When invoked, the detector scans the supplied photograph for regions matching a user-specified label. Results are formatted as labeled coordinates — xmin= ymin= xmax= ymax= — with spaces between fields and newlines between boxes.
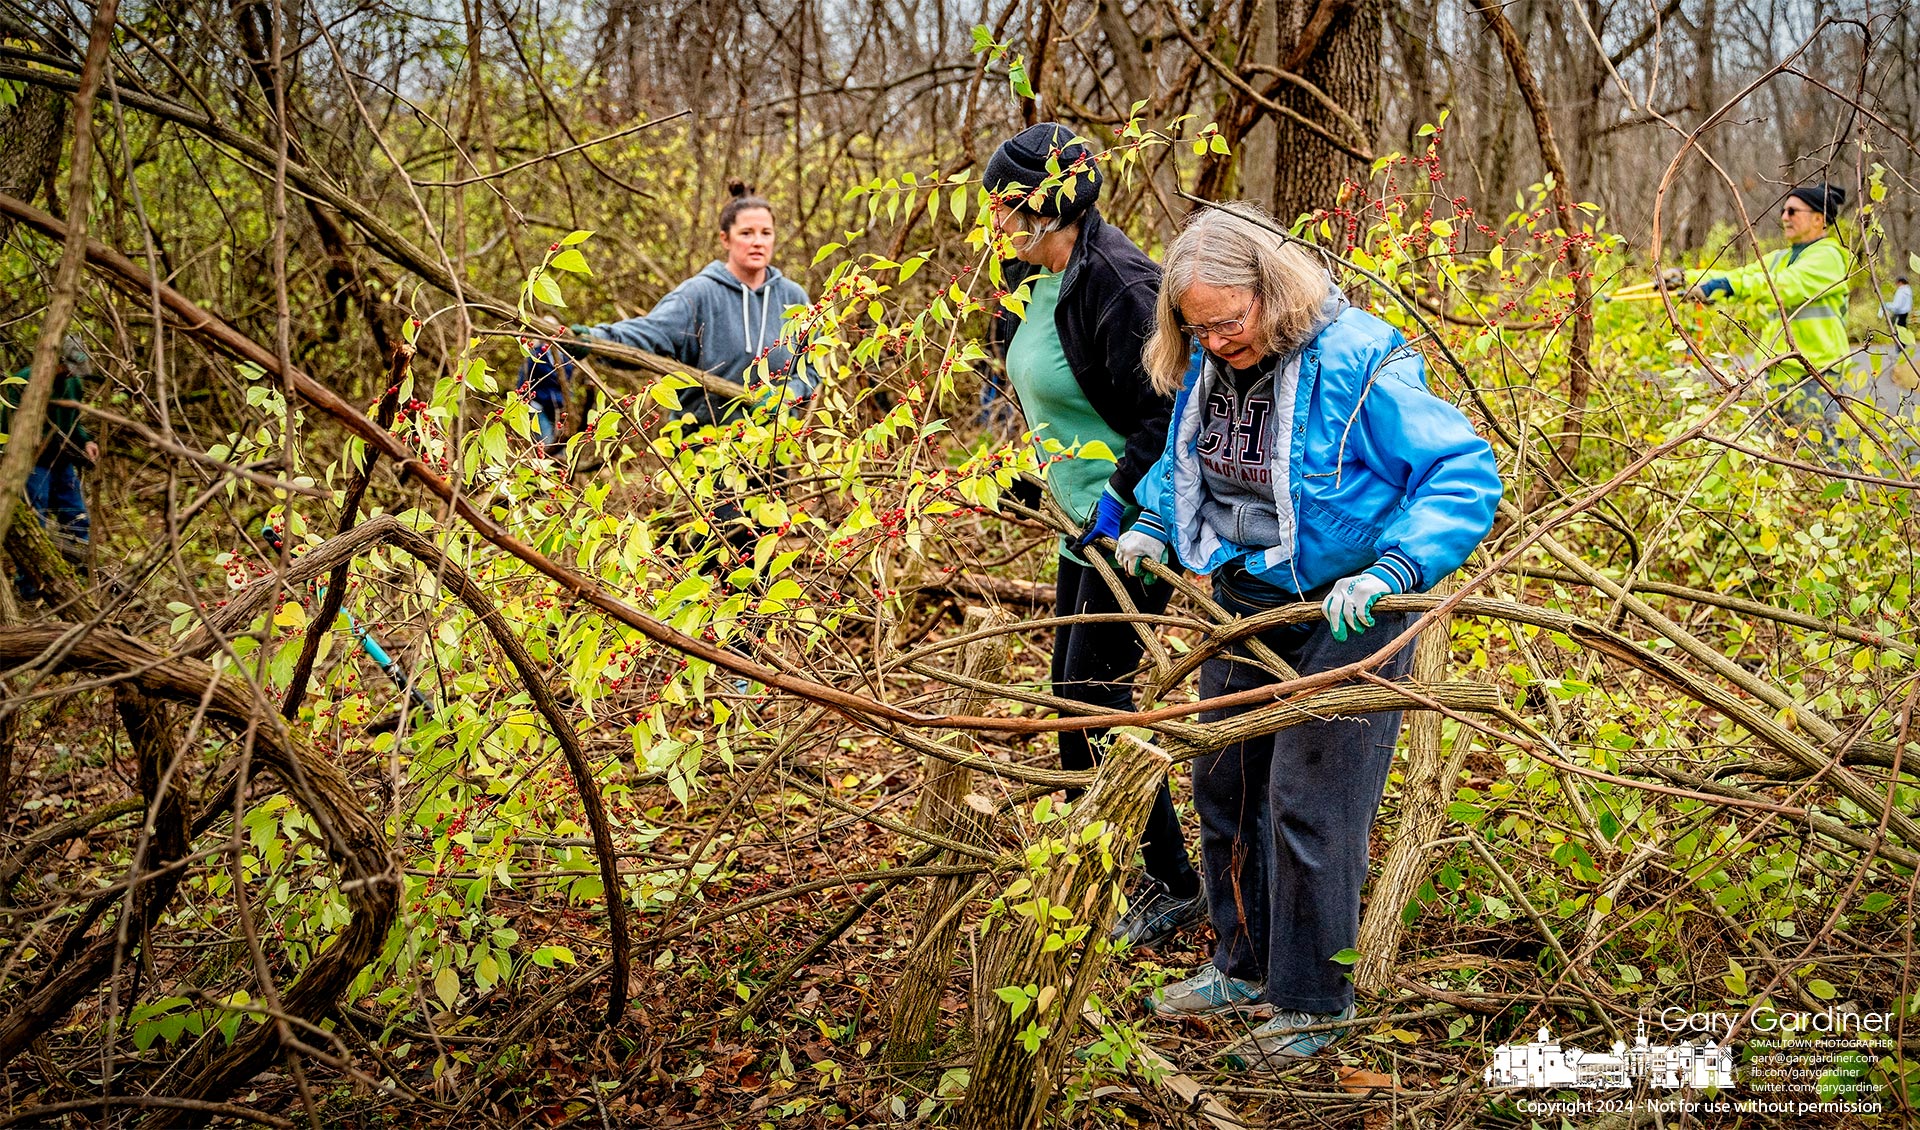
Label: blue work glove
xmin=1687 ymin=277 xmax=1733 ymax=303
xmin=1074 ymin=486 xmax=1127 ymax=551
xmin=1321 ymin=551 xmax=1420 ymax=641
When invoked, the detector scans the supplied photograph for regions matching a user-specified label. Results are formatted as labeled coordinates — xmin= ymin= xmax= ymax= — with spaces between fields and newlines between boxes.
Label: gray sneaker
xmin=1145 ymin=964 xmax=1266 ymax=1017
xmin=1221 ymin=1005 xmax=1356 ymax=1068
xmin=1111 ymin=876 xmax=1206 ymax=950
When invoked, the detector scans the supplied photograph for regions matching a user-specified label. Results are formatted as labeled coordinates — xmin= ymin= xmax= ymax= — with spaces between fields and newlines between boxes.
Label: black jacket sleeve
xmin=1089 ymin=276 xmax=1172 ymax=504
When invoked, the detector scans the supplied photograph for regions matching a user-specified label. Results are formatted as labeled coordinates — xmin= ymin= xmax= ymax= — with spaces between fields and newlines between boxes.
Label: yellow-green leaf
xmin=433 ymin=967 xmax=459 ymax=1009
xmin=550 ymin=248 xmax=592 ymax=275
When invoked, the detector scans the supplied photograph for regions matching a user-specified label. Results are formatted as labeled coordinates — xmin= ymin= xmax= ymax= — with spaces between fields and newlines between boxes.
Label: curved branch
xmin=179 ymin=511 xmax=632 ymax=1021
xmin=0 ymin=626 xmax=397 ymax=1111
xmin=0 ymin=1097 xmax=293 ymax=1129
xmin=1161 ymin=6 xmax=1373 ymax=163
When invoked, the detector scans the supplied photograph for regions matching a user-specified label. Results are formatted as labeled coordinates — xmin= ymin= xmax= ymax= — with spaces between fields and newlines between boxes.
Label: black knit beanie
xmin=983 ymin=122 xmax=1102 ymax=219
xmin=1787 ymin=183 xmax=1846 ymax=221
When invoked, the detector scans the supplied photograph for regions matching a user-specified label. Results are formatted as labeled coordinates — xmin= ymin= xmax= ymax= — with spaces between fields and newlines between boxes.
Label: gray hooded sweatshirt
xmin=1194 ymin=282 xmax=1349 ymax=559
xmin=584 ymin=261 xmax=814 ymax=424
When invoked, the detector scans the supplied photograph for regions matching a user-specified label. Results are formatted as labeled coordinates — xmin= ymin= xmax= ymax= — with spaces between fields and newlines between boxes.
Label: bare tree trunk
xmin=0 ymin=13 xmax=68 ymax=247
xmin=1237 ymin=0 xmax=1281 ymax=214
xmin=0 ymin=0 xmax=119 ymax=552
xmin=1680 ymin=0 xmax=1718 ymax=251
xmin=1094 ymin=0 xmax=1180 ymax=239
xmin=1354 ymin=582 xmax=1464 ymax=993
xmin=1393 ymin=0 xmax=1439 ymax=153
xmin=1270 ymin=0 xmax=1382 ymax=223
xmin=1566 ymin=0 xmax=1607 ymax=193
xmin=1474 ymin=0 xmax=1594 ymax=513
xmin=1474 ymin=0 xmax=1534 ymax=214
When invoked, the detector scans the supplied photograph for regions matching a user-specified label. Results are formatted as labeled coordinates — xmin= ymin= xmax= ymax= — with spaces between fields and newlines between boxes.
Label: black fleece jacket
xmin=989 ymin=207 xmax=1172 ymax=505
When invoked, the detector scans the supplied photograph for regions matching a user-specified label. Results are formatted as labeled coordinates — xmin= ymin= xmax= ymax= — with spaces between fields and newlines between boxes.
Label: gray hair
xmin=1144 ymin=203 xmax=1332 ymax=395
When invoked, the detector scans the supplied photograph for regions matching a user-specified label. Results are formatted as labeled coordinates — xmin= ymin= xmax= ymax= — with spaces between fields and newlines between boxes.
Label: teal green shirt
xmin=1005 ymin=274 xmax=1129 ymax=562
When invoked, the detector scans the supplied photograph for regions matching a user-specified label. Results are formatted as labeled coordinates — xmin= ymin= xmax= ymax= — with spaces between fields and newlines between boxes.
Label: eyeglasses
xmin=1781 ymin=205 xmax=1813 ymax=217
xmin=1179 ymin=299 xmax=1256 ymax=339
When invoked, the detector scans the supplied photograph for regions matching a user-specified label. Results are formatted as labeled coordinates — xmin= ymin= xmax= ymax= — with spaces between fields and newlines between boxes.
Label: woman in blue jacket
xmin=1118 ymin=203 xmax=1501 ymax=1066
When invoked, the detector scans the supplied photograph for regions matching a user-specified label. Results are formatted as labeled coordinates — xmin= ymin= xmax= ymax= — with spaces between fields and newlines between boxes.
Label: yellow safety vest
xmin=1696 ymin=236 xmax=1854 ymax=378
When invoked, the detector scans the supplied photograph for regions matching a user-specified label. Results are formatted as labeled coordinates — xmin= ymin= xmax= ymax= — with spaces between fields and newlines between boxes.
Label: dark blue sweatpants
xmin=1193 ymin=596 xmax=1414 ymax=1013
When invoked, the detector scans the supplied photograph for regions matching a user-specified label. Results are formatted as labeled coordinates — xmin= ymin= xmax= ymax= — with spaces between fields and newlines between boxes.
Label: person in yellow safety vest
xmin=1681 ymin=183 xmax=1854 ymax=433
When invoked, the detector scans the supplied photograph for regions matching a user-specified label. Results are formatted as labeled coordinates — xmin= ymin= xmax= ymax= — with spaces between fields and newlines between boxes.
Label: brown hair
xmin=1143 ymin=203 xmax=1332 ymax=395
xmin=719 ymin=179 xmax=775 ymax=233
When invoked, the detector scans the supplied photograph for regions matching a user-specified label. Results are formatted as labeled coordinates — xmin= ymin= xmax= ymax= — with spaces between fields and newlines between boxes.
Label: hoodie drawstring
xmin=740 ymin=282 xmax=773 ymax=359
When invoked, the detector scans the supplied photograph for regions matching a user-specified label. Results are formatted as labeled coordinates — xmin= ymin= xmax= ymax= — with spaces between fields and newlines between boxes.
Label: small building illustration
xmin=1484 ymin=1022 xmax=1736 ymax=1091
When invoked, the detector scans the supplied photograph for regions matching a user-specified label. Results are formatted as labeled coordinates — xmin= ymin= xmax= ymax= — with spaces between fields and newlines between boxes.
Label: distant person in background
xmin=1685 ymin=183 xmax=1853 ymax=433
xmin=516 ymin=338 xmax=573 ymax=448
xmin=1884 ymin=275 xmax=1912 ymax=333
xmin=569 ymin=181 xmax=816 ymax=567
xmin=570 ymin=180 xmax=815 ymax=426
xmin=5 ymin=334 xmax=99 ymax=588
xmin=983 ymin=122 xmax=1203 ymax=952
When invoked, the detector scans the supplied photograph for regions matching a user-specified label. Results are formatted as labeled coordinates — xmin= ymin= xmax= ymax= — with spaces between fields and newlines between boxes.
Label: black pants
xmin=1052 ymin=556 xmax=1194 ymax=889
xmin=1193 ymin=591 xmax=1415 ymax=1012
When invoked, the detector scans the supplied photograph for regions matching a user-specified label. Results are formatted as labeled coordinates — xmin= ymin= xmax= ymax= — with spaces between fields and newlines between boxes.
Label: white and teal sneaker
xmin=1221 ymin=1005 xmax=1356 ymax=1068
xmin=1145 ymin=964 xmax=1267 ymax=1017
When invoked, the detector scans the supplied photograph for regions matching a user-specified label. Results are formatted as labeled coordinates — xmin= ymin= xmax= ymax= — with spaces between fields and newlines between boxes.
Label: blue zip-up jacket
xmin=1133 ymin=306 xmax=1501 ymax=596
xmin=582 ymin=261 xmax=814 ymax=424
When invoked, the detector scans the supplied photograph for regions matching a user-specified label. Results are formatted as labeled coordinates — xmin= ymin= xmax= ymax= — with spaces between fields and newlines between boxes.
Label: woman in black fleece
xmin=984 ymin=123 xmax=1202 ymax=949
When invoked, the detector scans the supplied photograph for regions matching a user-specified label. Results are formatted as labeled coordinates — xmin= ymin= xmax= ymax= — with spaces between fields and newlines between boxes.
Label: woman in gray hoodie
xmin=573 ymin=181 xmax=815 ymax=426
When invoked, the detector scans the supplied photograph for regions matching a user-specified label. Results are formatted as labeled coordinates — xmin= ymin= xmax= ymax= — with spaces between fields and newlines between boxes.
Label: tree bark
xmin=1237 ymin=0 xmax=1281 ymax=213
xmin=1392 ymin=0 xmax=1439 ymax=154
xmin=0 ymin=14 xmax=68 ymax=246
xmin=0 ymin=0 xmax=119 ymax=552
xmin=1679 ymin=0 xmax=1717 ymax=251
xmin=1269 ymin=0 xmax=1382 ymax=223
xmin=1473 ymin=0 xmax=1594 ymax=514
xmin=1092 ymin=0 xmax=1179 ymax=240
xmin=1354 ymin=581 xmax=1464 ymax=993
xmin=954 ymin=735 xmax=1169 ymax=1130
